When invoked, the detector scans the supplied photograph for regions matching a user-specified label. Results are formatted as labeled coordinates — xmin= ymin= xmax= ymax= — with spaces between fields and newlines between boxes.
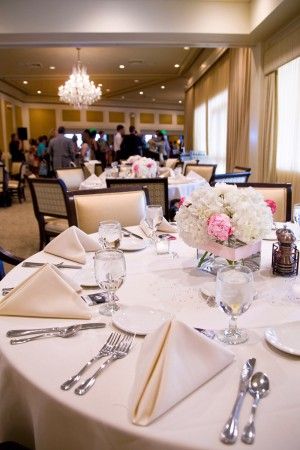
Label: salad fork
xmin=75 ymin=334 xmax=134 ymax=395
xmin=60 ymin=332 xmax=122 ymax=390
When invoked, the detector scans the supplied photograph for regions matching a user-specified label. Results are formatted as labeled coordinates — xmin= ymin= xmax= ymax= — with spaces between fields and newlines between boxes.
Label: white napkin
xmin=130 ymin=320 xmax=234 ymax=425
xmin=140 ymin=218 xmax=177 ymax=236
xmin=168 ymin=174 xmax=187 ymax=184
xmin=186 ymin=170 xmax=207 ymax=183
xmin=80 ymin=173 xmax=107 ymax=190
xmin=44 ymin=226 xmax=100 ymax=264
xmin=0 ymin=264 xmax=91 ymax=319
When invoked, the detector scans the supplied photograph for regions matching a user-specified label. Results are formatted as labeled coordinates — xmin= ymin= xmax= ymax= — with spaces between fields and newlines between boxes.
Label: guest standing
xmin=120 ymin=126 xmax=143 ymax=160
xmin=113 ymin=124 xmax=124 ymax=162
xmin=48 ymin=126 xmax=75 ymax=171
xmin=80 ymin=129 xmax=91 ymax=163
xmin=9 ymin=133 xmax=24 ymax=162
xmin=96 ymin=130 xmax=110 ymax=169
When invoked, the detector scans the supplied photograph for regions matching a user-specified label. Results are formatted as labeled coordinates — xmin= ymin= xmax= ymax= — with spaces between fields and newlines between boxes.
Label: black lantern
xmin=272 ymin=226 xmax=299 ymax=276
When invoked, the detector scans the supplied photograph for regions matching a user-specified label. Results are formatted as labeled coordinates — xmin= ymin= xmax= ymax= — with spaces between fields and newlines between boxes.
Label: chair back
xmin=0 ymin=246 xmax=23 ymax=280
xmin=94 ymin=163 xmax=103 ymax=177
xmin=10 ymin=161 xmax=23 ymax=178
xmin=67 ymin=187 xmax=149 ymax=233
xmin=165 ymin=158 xmax=179 ymax=169
xmin=237 ymin=183 xmax=292 ymax=222
xmin=184 ymin=163 xmax=217 ymax=183
xmin=56 ymin=167 xmax=85 ymax=191
xmin=0 ymin=164 xmax=7 ymax=193
xmin=233 ymin=165 xmax=251 ymax=173
xmin=28 ymin=178 xmax=69 ymax=219
xmin=212 ymin=171 xmax=251 ymax=184
xmin=106 ymin=177 xmax=169 ymax=219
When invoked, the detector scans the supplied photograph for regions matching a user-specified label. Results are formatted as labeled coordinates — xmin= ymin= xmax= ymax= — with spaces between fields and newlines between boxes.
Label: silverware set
xmin=220 ymin=358 xmax=270 ymax=445
xmin=61 ymin=332 xmax=134 ymax=395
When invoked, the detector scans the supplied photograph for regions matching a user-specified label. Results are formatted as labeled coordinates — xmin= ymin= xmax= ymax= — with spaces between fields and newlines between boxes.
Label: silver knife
xmin=6 ymin=322 xmax=106 ymax=337
xmin=22 ymin=262 xmax=82 ymax=269
xmin=220 ymin=358 xmax=256 ymax=445
xmin=121 ymin=227 xmax=144 ymax=240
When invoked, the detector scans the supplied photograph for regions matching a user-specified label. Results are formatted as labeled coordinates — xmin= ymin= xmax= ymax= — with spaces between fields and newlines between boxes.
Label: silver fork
xmin=75 ymin=334 xmax=134 ymax=395
xmin=60 ymin=332 xmax=122 ymax=391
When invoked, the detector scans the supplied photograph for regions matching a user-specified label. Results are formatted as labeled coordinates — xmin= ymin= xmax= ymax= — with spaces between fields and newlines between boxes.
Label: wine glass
xmin=98 ymin=220 xmax=122 ymax=249
xmin=94 ymin=249 xmax=126 ymax=316
xmin=216 ymin=265 xmax=254 ymax=345
xmin=145 ymin=205 xmax=163 ymax=239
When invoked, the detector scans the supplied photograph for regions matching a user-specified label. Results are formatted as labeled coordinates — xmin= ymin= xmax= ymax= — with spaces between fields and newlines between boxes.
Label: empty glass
xmin=216 ymin=265 xmax=254 ymax=345
xmin=94 ymin=249 xmax=126 ymax=316
xmin=145 ymin=205 xmax=163 ymax=239
xmin=98 ymin=220 xmax=122 ymax=249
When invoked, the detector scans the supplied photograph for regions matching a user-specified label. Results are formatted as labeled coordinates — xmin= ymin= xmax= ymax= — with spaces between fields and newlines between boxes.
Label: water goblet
xmin=216 ymin=265 xmax=254 ymax=345
xmin=94 ymin=249 xmax=126 ymax=316
xmin=145 ymin=205 xmax=163 ymax=240
xmin=98 ymin=220 xmax=122 ymax=249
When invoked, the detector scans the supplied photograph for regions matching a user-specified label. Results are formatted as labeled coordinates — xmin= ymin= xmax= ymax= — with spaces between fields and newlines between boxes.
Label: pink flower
xmin=178 ymin=197 xmax=185 ymax=207
xmin=265 ymin=199 xmax=277 ymax=215
xmin=133 ymin=164 xmax=139 ymax=173
xmin=207 ymin=213 xmax=234 ymax=242
xmin=146 ymin=162 xmax=153 ymax=168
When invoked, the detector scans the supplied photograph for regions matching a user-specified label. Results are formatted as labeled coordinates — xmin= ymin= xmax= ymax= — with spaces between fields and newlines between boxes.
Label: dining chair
xmin=211 ymin=171 xmax=251 ymax=185
xmin=237 ymin=182 xmax=292 ymax=222
xmin=233 ymin=165 xmax=251 ymax=173
xmin=106 ymin=177 xmax=169 ymax=219
xmin=0 ymin=164 xmax=8 ymax=201
xmin=165 ymin=158 xmax=179 ymax=170
xmin=66 ymin=186 xmax=149 ymax=233
xmin=7 ymin=162 xmax=26 ymax=203
xmin=9 ymin=161 xmax=23 ymax=180
xmin=28 ymin=178 xmax=71 ymax=249
xmin=56 ymin=167 xmax=86 ymax=191
xmin=0 ymin=246 xmax=24 ymax=280
xmin=184 ymin=163 xmax=217 ymax=183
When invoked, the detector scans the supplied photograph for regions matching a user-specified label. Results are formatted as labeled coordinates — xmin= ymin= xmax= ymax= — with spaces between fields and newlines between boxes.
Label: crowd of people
xmin=4 ymin=125 xmax=183 ymax=177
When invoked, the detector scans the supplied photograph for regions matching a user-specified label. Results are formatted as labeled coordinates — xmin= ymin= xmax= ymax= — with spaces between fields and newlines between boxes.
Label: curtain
xmin=261 ymin=72 xmax=277 ymax=183
xmin=226 ymin=48 xmax=252 ymax=172
xmin=193 ymin=53 xmax=229 ymax=172
xmin=184 ymin=86 xmax=194 ymax=151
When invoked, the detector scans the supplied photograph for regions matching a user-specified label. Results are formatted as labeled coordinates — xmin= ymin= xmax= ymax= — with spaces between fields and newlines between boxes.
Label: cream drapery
xmin=184 ymin=86 xmax=194 ymax=151
xmin=261 ymin=72 xmax=277 ymax=183
xmin=226 ymin=48 xmax=252 ymax=172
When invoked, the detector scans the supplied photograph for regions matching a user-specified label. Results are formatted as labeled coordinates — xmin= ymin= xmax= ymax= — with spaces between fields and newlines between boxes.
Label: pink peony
xmin=265 ymin=199 xmax=277 ymax=215
xmin=207 ymin=213 xmax=234 ymax=242
xmin=146 ymin=162 xmax=153 ymax=168
xmin=133 ymin=164 xmax=139 ymax=173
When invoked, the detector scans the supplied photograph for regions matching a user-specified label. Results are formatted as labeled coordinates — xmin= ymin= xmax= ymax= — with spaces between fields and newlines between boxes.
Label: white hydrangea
xmin=176 ymin=183 xmax=273 ymax=247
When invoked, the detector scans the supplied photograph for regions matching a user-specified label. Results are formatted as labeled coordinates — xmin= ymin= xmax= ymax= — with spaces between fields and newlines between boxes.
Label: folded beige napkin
xmin=44 ymin=226 xmax=100 ymax=264
xmin=130 ymin=320 xmax=234 ymax=425
xmin=140 ymin=218 xmax=177 ymax=236
xmin=80 ymin=173 xmax=107 ymax=190
xmin=0 ymin=264 xmax=91 ymax=319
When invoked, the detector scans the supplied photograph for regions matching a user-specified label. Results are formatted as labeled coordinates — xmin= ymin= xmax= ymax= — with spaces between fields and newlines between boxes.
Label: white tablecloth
xmin=0 ymin=232 xmax=300 ymax=450
xmin=168 ymin=179 xmax=205 ymax=202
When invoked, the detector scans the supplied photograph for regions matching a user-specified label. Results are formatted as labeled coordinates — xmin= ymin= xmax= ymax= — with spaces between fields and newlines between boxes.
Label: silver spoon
xmin=10 ymin=324 xmax=81 ymax=345
xmin=241 ymin=372 xmax=270 ymax=445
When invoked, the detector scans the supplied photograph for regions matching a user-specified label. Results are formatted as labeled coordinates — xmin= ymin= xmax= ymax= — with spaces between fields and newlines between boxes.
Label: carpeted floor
xmin=0 ymin=186 xmax=40 ymax=271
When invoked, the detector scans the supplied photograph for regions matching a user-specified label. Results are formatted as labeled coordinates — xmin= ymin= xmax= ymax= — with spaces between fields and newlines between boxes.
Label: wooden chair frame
xmin=233 ymin=165 xmax=251 ymax=173
xmin=183 ymin=163 xmax=217 ymax=183
xmin=0 ymin=246 xmax=24 ymax=280
xmin=8 ymin=162 xmax=26 ymax=203
xmin=211 ymin=171 xmax=251 ymax=185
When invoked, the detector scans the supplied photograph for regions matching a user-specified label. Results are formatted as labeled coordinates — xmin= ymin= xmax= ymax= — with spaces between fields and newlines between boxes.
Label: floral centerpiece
xmin=176 ymin=183 xmax=274 ymax=269
xmin=127 ymin=155 xmax=142 ymax=164
xmin=132 ymin=157 xmax=157 ymax=178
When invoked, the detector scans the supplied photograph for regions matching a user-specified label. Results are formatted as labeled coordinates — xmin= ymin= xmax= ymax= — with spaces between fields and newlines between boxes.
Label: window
xmin=276 ymin=56 xmax=300 ymax=172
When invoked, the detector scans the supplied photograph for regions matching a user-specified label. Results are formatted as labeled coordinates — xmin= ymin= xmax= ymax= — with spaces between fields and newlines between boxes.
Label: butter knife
xmin=121 ymin=227 xmax=144 ymax=240
xmin=6 ymin=322 xmax=106 ymax=337
xmin=22 ymin=262 xmax=82 ymax=269
xmin=220 ymin=358 xmax=256 ymax=444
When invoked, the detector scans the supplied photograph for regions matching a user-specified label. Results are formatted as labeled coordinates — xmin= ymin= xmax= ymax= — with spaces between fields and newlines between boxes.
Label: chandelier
xmin=58 ymin=48 xmax=102 ymax=109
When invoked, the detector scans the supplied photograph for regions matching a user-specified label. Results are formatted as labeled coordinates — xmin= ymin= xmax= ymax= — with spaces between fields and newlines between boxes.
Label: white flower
xmin=131 ymin=157 xmax=157 ymax=178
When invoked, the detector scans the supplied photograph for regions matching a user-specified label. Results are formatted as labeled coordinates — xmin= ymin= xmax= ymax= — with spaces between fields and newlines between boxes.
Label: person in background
xmin=96 ymin=130 xmax=110 ymax=169
xmin=146 ymin=135 xmax=159 ymax=161
xmin=113 ymin=124 xmax=125 ymax=162
xmin=27 ymin=138 xmax=39 ymax=175
xmin=48 ymin=126 xmax=75 ymax=171
xmin=36 ymin=135 xmax=47 ymax=160
xmin=120 ymin=125 xmax=143 ymax=160
xmin=156 ymin=130 xmax=168 ymax=165
xmin=89 ymin=129 xmax=98 ymax=160
xmin=71 ymin=134 xmax=81 ymax=166
xmin=81 ymin=129 xmax=91 ymax=163
xmin=9 ymin=133 xmax=24 ymax=162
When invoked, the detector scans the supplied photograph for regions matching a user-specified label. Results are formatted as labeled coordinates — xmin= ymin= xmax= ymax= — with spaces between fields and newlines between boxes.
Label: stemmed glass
xmin=216 ymin=265 xmax=254 ymax=345
xmin=98 ymin=220 xmax=122 ymax=249
xmin=94 ymin=249 xmax=126 ymax=316
xmin=145 ymin=205 xmax=163 ymax=240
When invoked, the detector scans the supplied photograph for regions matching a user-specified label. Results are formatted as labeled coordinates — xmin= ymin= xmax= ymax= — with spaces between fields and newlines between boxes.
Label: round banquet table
xmin=0 ymin=230 xmax=300 ymax=450
xmin=168 ymin=178 xmax=206 ymax=202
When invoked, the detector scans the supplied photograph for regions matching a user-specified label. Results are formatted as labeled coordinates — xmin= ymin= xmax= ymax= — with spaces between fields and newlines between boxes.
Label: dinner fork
xmin=60 ymin=332 xmax=122 ymax=391
xmin=75 ymin=334 xmax=134 ymax=395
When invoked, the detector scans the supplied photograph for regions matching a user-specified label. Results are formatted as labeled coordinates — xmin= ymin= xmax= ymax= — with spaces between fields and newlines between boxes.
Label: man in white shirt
xmin=113 ymin=124 xmax=124 ymax=162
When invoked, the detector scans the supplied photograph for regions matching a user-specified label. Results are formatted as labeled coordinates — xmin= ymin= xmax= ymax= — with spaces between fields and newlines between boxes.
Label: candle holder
xmin=272 ymin=226 xmax=299 ymax=277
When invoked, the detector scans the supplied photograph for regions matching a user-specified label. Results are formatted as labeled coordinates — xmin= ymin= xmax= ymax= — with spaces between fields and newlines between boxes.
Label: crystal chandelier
xmin=58 ymin=48 xmax=101 ymax=109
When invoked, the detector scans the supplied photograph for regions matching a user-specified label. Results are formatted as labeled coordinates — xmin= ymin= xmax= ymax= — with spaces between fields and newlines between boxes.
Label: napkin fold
xmin=80 ymin=173 xmax=107 ymax=190
xmin=0 ymin=264 xmax=91 ymax=319
xmin=129 ymin=320 xmax=234 ymax=425
xmin=140 ymin=218 xmax=177 ymax=236
xmin=44 ymin=226 xmax=100 ymax=264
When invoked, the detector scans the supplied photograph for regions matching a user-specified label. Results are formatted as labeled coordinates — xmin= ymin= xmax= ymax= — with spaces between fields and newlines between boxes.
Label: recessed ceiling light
xmin=178 ymin=100 xmax=182 ymax=104
xmin=184 ymin=46 xmax=190 ymax=50
xmin=49 ymin=66 xmax=55 ymax=70
xmin=152 ymin=98 xmax=156 ymax=102
xmin=161 ymin=85 xmax=165 ymax=90
xmin=139 ymin=91 xmax=143 ymax=95
xmin=121 ymin=96 xmax=125 ymax=99
xmin=98 ymin=83 xmax=103 ymax=87
xmin=134 ymin=79 xmax=139 ymax=83
xmin=106 ymin=88 xmax=110 ymax=92
xmin=37 ymin=90 xmax=42 ymax=94
xmin=119 ymin=64 xmax=125 ymax=69
xmin=174 ymin=64 xmax=180 ymax=68
xmin=23 ymin=80 xmax=28 ymax=85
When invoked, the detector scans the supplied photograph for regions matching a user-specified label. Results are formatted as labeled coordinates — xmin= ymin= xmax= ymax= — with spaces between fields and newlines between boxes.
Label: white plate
xmin=78 ymin=270 xmax=98 ymax=288
xmin=263 ymin=231 xmax=277 ymax=241
xmin=265 ymin=322 xmax=300 ymax=355
xmin=112 ymin=305 xmax=173 ymax=335
xmin=119 ymin=238 xmax=147 ymax=252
